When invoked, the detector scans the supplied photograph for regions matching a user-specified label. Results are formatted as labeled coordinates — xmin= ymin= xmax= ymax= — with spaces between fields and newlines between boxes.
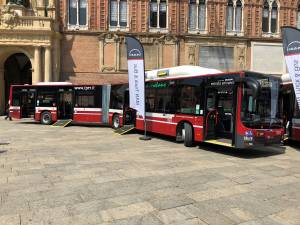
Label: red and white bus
xmin=281 ymin=73 xmax=300 ymax=141
xmin=9 ymin=82 xmax=131 ymax=127
xmin=10 ymin=66 xmax=284 ymax=150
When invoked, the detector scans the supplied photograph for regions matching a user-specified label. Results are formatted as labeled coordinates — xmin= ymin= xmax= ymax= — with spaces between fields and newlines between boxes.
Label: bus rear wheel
xmin=112 ymin=114 xmax=120 ymax=129
xmin=183 ymin=123 xmax=194 ymax=147
xmin=41 ymin=111 xmax=52 ymax=125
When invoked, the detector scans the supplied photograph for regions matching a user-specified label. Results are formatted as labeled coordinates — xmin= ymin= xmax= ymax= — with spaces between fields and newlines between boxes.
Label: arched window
xmin=188 ymin=0 xmax=206 ymax=31
xmin=262 ymin=0 xmax=269 ymax=32
xmin=271 ymin=1 xmax=278 ymax=33
xmin=109 ymin=0 xmax=128 ymax=28
xmin=226 ymin=0 xmax=243 ymax=33
xmin=297 ymin=4 xmax=300 ymax=29
xmin=262 ymin=0 xmax=279 ymax=34
xmin=235 ymin=0 xmax=242 ymax=31
xmin=68 ymin=0 xmax=88 ymax=28
xmin=226 ymin=0 xmax=234 ymax=31
xmin=150 ymin=0 xmax=167 ymax=29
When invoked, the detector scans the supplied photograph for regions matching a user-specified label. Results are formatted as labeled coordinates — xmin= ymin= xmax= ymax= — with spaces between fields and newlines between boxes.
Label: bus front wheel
xmin=41 ymin=111 xmax=52 ymax=125
xmin=183 ymin=123 xmax=194 ymax=147
xmin=112 ymin=114 xmax=120 ymax=129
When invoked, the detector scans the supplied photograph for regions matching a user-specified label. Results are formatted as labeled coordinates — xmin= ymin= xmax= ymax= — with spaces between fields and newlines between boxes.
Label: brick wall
xmin=58 ymin=0 xmax=298 ymax=36
xmin=61 ymin=34 xmax=100 ymax=81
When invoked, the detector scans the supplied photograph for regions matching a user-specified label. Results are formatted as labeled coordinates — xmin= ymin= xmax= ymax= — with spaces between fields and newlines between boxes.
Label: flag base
xmin=139 ymin=136 xmax=151 ymax=141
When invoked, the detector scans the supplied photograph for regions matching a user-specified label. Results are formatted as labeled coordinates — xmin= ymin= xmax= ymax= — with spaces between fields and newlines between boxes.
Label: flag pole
xmin=126 ymin=36 xmax=151 ymax=141
xmin=140 ymin=57 xmax=151 ymax=141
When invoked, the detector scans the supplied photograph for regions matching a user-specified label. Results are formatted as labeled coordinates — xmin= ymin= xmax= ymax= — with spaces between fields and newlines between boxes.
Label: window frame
xmin=149 ymin=0 xmax=168 ymax=33
xmin=109 ymin=0 xmax=129 ymax=31
xmin=226 ymin=0 xmax=244 ymax=36
xmin=67 ymin=0 xmax=89 ymax=30
xmin=261 ymin=0 xmax=280 ymax=37
xmin=188 ymin=0 xmax=207 ymax=34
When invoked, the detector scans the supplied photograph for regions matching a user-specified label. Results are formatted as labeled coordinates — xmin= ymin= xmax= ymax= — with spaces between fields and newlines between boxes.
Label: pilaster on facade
xmin=33 ymin=46 xmax=42 ymax=83
xmin=44 ymin=46 xmax=52 ymax=82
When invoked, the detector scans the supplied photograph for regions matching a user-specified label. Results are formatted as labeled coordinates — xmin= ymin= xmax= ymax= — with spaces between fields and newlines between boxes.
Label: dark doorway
xmin=4 ymin=53 xmax=32 ymax=114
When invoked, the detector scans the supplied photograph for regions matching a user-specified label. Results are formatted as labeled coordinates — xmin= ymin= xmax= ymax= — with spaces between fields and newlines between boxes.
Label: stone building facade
xmin=58 ymin=0 xmax=299 ymax=86
xmin=0 ymin=0 xmax=60 ymax=114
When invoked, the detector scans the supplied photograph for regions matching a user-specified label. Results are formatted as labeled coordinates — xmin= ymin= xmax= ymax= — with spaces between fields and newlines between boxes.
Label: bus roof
xmin=145 ymin=65 xmax=223 ymax=80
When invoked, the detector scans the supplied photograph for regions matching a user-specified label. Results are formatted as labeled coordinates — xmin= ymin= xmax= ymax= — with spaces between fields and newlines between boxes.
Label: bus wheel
xmin=41 ymin=111 xmax=52 ymax=125
xmin=183 ymin=123 xmax=194 ymax=147
xmin=112 ymin=114 xmax=120 ymax=129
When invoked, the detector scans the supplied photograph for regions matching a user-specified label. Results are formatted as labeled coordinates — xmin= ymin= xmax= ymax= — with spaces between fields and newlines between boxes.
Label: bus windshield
xmin=241 ymin=75 xmax=282 ymax=129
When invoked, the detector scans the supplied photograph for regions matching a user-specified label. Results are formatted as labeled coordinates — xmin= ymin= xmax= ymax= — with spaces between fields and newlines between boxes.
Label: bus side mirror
xmin=235 ymin=77 xmax=261 ymax=100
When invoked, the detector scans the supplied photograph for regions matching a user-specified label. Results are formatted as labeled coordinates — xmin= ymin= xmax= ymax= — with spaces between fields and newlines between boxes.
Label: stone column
xmin=33 ymin=46 xmax=42 ymax=84
xmin=44 ymin=47 xmax=52 ymax=82
xmin=0 ymin=68 xmax=5 ymax=115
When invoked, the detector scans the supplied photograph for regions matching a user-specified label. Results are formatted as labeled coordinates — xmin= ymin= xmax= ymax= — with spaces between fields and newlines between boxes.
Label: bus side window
xmin=12 ymin=91 xmax=20 ymax=106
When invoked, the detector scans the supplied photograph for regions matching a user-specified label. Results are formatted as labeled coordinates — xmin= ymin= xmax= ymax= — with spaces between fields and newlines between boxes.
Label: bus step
xmin=52 ymin=119 xmax=73 ymax=127
xmin=114 ymin=125 xmax=135 ymax=135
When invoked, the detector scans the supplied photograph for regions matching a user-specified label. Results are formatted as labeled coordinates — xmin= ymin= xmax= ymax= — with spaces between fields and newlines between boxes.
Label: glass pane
xmin=160 ymin=2 xmax=167 ymax=12
xmin=150 ymin=2 xmax=158 ymax=12
xmin=262 ymin=8 xmax=269 ymax=32
xmin=110 ymin=0 xmax=118 ymax=26
xmin=189 ymin=4 xmax=197 ymax=29
xmin=69 ymin=0 xmax=77 ymax=25
xmin=271 ymin=7 xmax=277 ymax=33
xmin=235 ymin=5 xmax=242 ymax=31
xmin=199 ymin=4 xmax=206 ymax=30
xmin=226 ymin=6 xmax=233 ymax=31
xmin=120 ymin=0 xmax=127 ymax=26
xmin=150 ymin=2 xmax=158 ymax=27
xmin=79 ymin=0 xmax=86 ymax=25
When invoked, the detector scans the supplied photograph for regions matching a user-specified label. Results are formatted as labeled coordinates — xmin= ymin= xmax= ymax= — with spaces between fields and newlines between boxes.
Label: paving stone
xmin=100 ymin=202 xmax=155 ymax=222
xmin=0 ymin=119 xmax=299 ymax=224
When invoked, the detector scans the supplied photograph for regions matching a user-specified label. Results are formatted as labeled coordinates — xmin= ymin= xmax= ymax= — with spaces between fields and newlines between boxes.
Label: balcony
xmin=0 ymin=16 xmax=53 ymax=31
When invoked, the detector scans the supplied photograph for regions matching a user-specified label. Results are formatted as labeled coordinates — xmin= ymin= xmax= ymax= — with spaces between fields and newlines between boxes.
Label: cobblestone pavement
xmin=0 ymin=118 xmax=299 ymax=225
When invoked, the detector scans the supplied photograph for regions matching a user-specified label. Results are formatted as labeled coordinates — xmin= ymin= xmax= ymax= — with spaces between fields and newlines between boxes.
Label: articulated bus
xmin=10 ymin=66 xmax=284 ymax=150
xmin=281 ymin=73 xmax=300 ymax=141
xmin=9 ymin=82 xmax=130 ymax=127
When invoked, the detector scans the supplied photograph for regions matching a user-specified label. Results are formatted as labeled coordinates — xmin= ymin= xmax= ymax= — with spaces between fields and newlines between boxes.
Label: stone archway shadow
xmin=0 ymin=47 xmax=34 ymax=115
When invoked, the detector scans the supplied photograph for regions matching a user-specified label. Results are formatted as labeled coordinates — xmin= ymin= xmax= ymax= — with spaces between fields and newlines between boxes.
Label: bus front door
xmin=205 ymin=87 xmax=234 ymax=146
xmin=20 ymin=90 xmax=36 ymax=118
xmin=123 ymin=90 xmax=136 ymax=126
xmin=58 ymin=91 xmax=73 ymax=119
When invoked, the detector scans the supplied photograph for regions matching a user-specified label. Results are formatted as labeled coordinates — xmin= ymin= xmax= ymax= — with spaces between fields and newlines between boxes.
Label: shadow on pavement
xmin=198 ymin=142 xmax=285 ymax=159
xmin=0 ymin=150 xmax=7 ymax=154
xmin=283 ymin=140 xmax=300 ymax=152
xmin=135 ymin=130 xmax=285 ymax=159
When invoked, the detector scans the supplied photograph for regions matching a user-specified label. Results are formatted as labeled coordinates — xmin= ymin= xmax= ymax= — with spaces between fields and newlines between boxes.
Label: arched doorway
xmin=4 ymin=53 xmax=32 ymax=114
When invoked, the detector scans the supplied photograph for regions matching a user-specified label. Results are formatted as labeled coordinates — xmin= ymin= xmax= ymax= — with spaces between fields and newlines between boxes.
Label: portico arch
xmin=0 ymin=47 xmax=34 ymax=115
